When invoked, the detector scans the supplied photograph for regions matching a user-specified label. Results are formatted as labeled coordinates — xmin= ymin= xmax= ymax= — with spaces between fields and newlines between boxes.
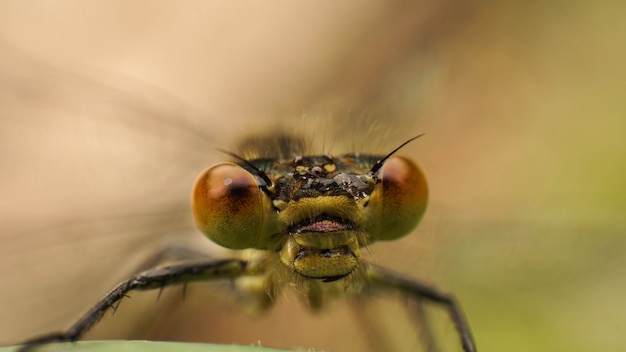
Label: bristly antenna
xmin=217 ymin=149 xmax=275 ymax=192
xmin=369 ymin=134 xmax=426 ymax=174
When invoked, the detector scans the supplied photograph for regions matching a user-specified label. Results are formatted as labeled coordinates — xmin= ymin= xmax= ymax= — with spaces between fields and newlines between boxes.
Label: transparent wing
xmin=0 ymin=46 xmax=225 ymax=343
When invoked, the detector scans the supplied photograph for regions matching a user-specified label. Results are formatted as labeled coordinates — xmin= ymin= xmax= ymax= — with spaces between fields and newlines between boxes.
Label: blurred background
xmin=0 ymin=1 xmax=624 ymax=351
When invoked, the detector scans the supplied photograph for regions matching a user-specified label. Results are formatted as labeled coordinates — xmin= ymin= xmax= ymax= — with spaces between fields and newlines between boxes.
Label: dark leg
xmin=365 ymin=264 xmax=477 ymax=352
xmin=20 ymin=259 xmax=248 ymax=351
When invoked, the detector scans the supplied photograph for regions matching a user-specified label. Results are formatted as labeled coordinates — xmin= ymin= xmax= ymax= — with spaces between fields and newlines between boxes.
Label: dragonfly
xmin=18 ymin=129 xmax=476 ymax=352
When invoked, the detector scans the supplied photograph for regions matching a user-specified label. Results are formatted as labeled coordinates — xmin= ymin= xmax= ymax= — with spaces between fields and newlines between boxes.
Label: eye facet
xmin=192 ymin=162 xmax=267 ymax=249
xmin=366 ymin=155 xmax=428 ymax=242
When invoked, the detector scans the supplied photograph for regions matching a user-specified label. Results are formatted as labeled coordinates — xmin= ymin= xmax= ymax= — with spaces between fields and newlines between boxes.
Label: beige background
xmin=1 ymin=1 xmax=625 ymax=351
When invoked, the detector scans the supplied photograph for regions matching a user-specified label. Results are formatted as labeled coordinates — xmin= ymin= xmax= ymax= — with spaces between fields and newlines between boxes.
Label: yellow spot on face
xmin=323 ymin=163 xmax=336 ymax=173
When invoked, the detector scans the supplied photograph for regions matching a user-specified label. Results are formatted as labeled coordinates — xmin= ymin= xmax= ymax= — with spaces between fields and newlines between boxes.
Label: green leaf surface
xmin=1 ymin=341 xmax=293 ymax=352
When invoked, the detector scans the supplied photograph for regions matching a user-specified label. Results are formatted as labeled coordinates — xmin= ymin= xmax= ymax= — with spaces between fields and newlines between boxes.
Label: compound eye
xmin=368 ymin=156 xmax=428 ymax=242
xmin=192 ymin=162 xmax=265 ymax=249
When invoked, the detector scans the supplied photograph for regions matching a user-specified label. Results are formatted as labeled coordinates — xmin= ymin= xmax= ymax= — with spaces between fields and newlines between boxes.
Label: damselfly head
xmin=192 ymin=134 xmax=428 ymax=282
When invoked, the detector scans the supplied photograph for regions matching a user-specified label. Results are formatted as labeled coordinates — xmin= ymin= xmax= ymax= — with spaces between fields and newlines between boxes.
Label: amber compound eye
xmin=366 ymin=155 xmax=428 ymax=242
xmin=192 ymin=162 xmax=269 ymax=249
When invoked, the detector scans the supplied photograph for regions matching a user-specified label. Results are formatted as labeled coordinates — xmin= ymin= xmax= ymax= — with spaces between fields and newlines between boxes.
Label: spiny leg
xmin=20 ymin=259 xmax=248 ymax=351
xmin=365 ymin=264 xmax=477 ymax=352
